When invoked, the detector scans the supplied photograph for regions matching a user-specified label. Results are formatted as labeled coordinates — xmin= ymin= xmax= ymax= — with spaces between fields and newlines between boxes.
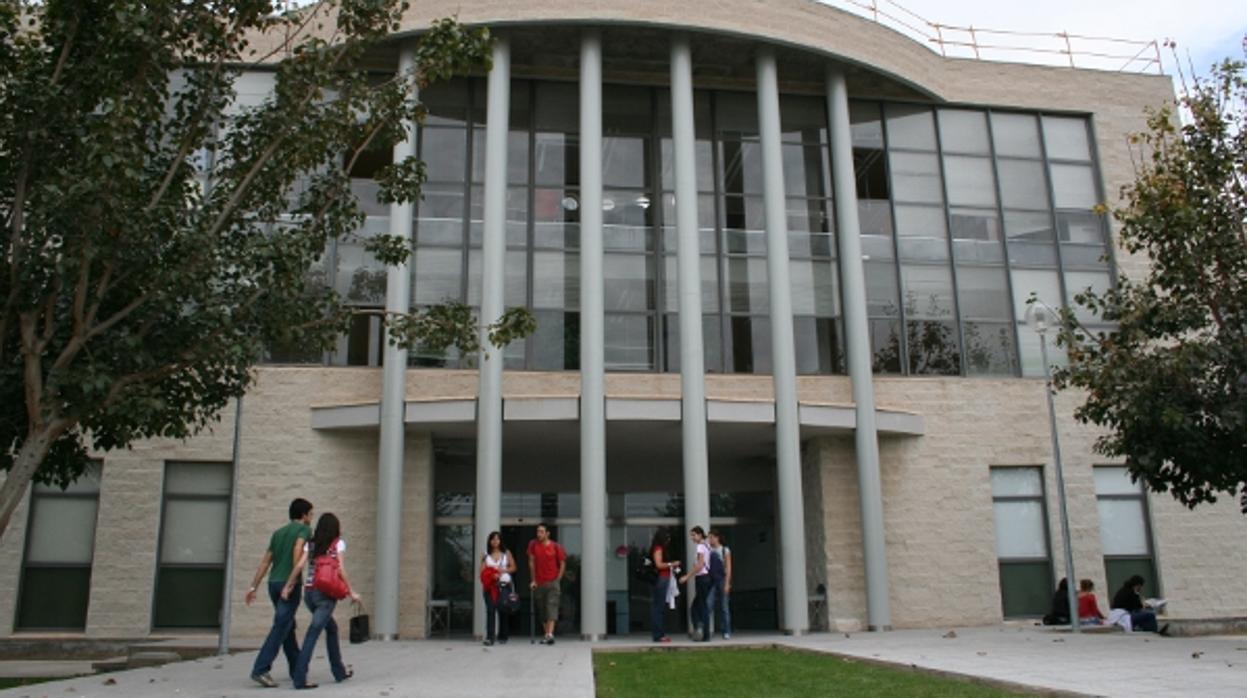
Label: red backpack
xmin=312 ymin=539 xmax=349 ymax=600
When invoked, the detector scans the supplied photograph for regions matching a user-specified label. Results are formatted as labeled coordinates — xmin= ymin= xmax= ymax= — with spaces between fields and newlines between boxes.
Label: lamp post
xmin=1026 ymin=301 xmax=1079 ymax=633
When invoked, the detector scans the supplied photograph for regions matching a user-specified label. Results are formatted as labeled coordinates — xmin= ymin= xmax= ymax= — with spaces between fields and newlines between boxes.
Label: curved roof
xmin=390 ymin=0 xmax=945 ymax=97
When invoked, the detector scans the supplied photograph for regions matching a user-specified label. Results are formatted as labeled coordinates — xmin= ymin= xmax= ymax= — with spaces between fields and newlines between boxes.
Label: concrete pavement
xmin=2 ymin=625 xmax=1245 ymax=697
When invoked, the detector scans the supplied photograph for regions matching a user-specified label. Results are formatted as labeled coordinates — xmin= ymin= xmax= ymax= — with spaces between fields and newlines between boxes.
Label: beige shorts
xmin=535 ymin=581 xmax=560 ymax=624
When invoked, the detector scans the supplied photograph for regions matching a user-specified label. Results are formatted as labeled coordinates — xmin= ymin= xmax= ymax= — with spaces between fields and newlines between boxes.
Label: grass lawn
xmin=593 ymin=647 xmax=1023 ymax=697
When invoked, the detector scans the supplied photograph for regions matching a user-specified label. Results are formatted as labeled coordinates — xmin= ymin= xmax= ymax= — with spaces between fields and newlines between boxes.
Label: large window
xmin=990 ymin=467 xmax=1053 ymax=617
xmin=16 ymin=464 xmax=102 ymax=630
xmin=153 ymin=461 xmax=232 ymax=629
xmin=1094 ymin=466 xmax=1159 ymax=598
xmin=258 ymin=66 xmax=1114 ymax=379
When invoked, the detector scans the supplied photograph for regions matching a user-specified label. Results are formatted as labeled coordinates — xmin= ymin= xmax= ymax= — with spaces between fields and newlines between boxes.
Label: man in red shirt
xmin=527 ymin=523 xmax=567 ymax=645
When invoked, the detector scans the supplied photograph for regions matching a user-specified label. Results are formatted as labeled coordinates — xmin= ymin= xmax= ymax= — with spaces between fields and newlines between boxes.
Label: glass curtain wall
xmin=263 ymin=65 xmax=1113 ymax=380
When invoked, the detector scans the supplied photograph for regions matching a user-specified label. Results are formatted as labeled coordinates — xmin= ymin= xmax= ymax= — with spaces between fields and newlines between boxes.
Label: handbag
xmin=501 ymin=582 xmax=521 ymax=614
xmin=349 ymin=601 xmax=370 ymax=644
xmin=312 ymin=539 xmax=350 ymax=600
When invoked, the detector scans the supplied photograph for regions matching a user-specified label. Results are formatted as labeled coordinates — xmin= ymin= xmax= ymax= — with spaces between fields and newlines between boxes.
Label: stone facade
xmin=2 ymin=0 xmax=1241 ymax=641
xmin=4 ymin=367 xmax=1246 ymax=637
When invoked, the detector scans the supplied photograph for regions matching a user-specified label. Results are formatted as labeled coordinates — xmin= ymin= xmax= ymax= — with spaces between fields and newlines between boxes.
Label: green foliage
xmin=1053 ymin=57 xmax=1247 ymax=511
xmin=0 ymin=1 xmax=531 ymax=531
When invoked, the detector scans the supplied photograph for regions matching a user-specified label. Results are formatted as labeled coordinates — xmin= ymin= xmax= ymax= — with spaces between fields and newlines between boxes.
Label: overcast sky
xmin=829 ymin=0 xmax=1247 ymax=80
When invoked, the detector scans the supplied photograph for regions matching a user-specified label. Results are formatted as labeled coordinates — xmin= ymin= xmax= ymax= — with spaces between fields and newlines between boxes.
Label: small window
xmin=17 ymin=463 xmax=102 ymax=630
xmin=990 ymin=467 xmax=1054 ymax=617
xmin=1094 ymin=467 xmax=1160 ymax=599
xmin=153 ymin=462 xmax=232 ymax=629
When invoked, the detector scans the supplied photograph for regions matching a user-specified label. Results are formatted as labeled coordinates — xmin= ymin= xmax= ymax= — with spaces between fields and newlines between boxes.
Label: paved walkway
xmin=2 ymin=626 xmax=1245 ymax=697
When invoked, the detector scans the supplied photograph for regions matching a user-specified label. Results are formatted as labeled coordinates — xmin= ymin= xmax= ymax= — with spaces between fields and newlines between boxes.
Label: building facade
xmin=4 ymin=0 xmax=1247 ymax=641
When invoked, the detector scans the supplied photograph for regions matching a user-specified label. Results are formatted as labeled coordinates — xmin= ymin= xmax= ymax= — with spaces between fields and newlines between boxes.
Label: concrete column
xmin=472 ymin=37 xmax=509 ymax=638
xmin=826 ymin=68 xmax=892 ymax=630
xmin=375 ymin=46 xmax=417 ymax=640
xmin=756 ymin=49 xmax=809 ymax=635
xmin=670 ymin=35 xmax=711 ymax=576
xmin=578 ymin=29 xmax=608 ymax=641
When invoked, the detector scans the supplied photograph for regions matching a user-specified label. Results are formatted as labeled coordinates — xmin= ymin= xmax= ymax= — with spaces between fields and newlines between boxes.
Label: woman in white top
xmin=678 ymin=525 xmax=712 ymax=642
xmin=481 ymin=531 xmax=517 ymax=645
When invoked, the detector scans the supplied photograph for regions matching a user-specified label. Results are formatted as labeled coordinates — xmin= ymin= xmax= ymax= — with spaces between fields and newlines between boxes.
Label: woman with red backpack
xmin=282 ymin=512 xmax=360 ymax=689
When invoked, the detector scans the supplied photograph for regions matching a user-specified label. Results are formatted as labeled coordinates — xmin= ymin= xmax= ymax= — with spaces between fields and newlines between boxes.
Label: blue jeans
xmin=251 ymin=581 xmax=301 ymax=678
xmin=483 ymin=587 xmax=509 ymax=642
xmin=1131 ymin=609 xmax=1159 ymax=632
xmin=650 ymin=577 xmax=669 ymax=641
xmin=706 ymin=577 xmax=731 ymax=636
xmin=293 ymin=589 xmax=347 ymax=688
xmin=692 ymin=575 xmax=712 ymax=641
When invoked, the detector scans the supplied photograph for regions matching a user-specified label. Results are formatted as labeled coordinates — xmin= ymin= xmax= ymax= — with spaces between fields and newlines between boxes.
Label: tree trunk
xmin=0 ymin=426 xmax=62 ymax=542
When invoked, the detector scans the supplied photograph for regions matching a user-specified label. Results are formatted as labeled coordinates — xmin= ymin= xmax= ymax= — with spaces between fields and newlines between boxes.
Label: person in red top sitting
xmin=527 ymin=523 xmax=567 ymax=645
xmin=1077 ymin=578 xmax=1106 ymax=625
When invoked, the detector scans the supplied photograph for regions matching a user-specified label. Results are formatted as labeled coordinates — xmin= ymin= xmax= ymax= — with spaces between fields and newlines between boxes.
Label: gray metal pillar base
xmin=581 ymin=633 xmax=609 ymax=642
xmin=866 ymin=625 xmax=894 ymax=632
xmin=782 ymin=629 xmax=807 ymax=637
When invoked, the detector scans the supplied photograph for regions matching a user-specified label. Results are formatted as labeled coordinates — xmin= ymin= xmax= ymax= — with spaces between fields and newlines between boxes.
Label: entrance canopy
xmin=310 ymin=396 xmax=925 ymax=440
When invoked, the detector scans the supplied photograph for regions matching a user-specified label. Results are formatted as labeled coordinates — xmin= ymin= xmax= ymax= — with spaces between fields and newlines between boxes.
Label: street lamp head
xmin=1025 ymin=300 xmax=1057 ymax=336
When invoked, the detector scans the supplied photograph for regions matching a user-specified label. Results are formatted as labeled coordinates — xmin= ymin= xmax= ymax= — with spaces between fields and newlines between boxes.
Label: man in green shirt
xmin=246 ymin=498 xmax=313 ymax=688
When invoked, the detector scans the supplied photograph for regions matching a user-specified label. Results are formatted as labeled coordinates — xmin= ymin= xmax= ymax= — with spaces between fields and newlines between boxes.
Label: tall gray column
xmin=472 ymin=37 xmax=510 ymax=639
xmin=670 ymin=35 xmax=711 ymax=576
xmin=826 ymin=68 xmax=892 ymax=630
xmin=756 ymin=49 xmax=809 ymax=635
xmin=375 ymin=46 xmax=417 ymax=640
xmin=578 ymin=29 xmax=607 ymax=641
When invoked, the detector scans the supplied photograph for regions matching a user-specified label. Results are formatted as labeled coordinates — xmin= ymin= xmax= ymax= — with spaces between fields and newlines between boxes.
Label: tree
xmin=0 ymin=0 xmax=534 ymax=540
xmin=1053 ymin=55 xmax=1247 ymax=511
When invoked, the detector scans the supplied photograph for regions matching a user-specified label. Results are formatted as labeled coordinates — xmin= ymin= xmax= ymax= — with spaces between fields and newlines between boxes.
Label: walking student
xmin=480 ymin=531 xmax=516 ymax=646
xmin=678 ymin=526 xmax=712 ymax=642
xmin=705 ymin=529 xmax=733 ymax=639
xmin=283 ymin=512 xmax=361 ymax=689
xmin=527 ymin=523 xmax=567 ymax=645
xmin=246 ymin=498 xmax=313 ymax=688
xmin=649 ymin=529 xmax=680 ymax=643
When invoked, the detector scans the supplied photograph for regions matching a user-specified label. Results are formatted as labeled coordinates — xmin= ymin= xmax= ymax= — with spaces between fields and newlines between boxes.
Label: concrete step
xmin=90 ymin=656 xmax=129 ymax=673
xmin=127 ymin=651 xmax=184 ymax=669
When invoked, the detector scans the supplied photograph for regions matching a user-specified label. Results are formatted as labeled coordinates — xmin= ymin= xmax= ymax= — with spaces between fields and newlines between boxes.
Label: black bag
xmin=349 ymin=602 xmax=370 ymax=644
xmin=635 ymin=553 xmax=659 ymax=585
xmin=708 ymin=548 xmax=726 ymax=582
xmin=501 ymin=582 xmax=521 ymax=614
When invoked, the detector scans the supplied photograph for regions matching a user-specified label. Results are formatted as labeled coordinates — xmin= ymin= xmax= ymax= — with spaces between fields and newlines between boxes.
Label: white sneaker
xmin=723 ymin=632 xmax=731 ymax=639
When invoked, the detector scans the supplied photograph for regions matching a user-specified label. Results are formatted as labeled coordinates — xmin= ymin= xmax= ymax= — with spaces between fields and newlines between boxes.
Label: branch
xmin=245 ymin=0 xmax=332 ymax=68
